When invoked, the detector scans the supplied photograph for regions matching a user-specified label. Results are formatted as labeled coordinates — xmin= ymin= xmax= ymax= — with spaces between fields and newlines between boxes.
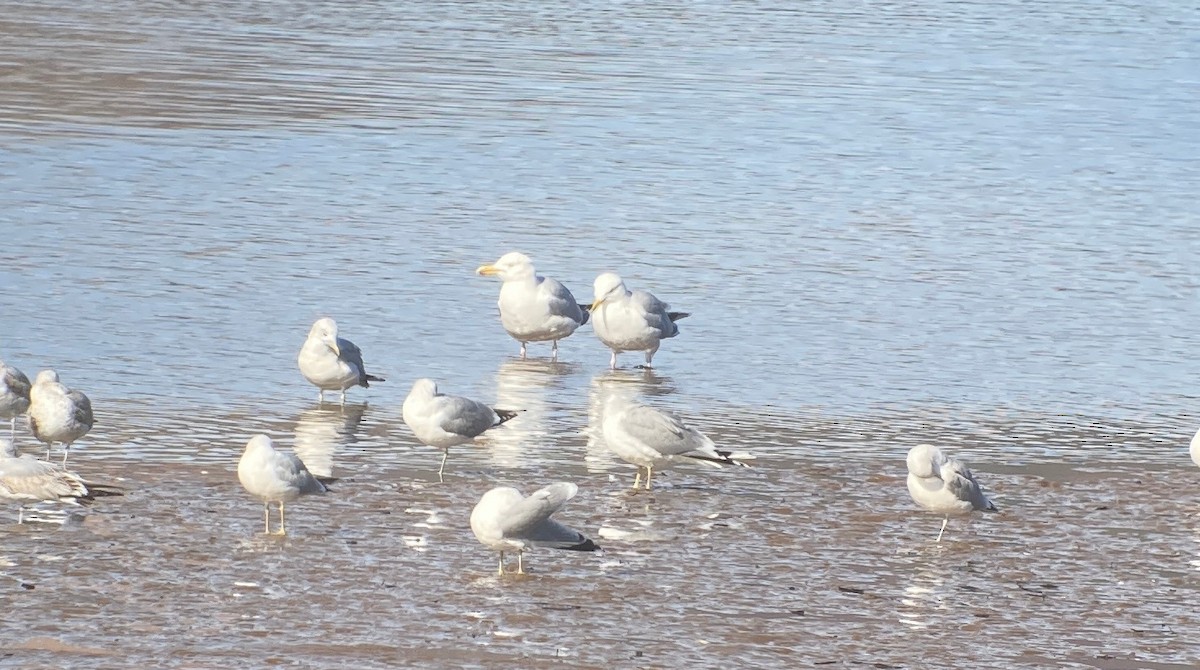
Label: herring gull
xmin=402 ymin=378 xmax=519 ymax=481
xmin=0 ymin=437 xmax=121 ymax=523
xmin=470 ymin=482 xmax=599 ymax=575
xmin=906 ymin=444 xmax=997 ymax=542
xmin=601 ymin=393 xmax=752 ymax=490
xmin=28 ymin=370 xmax=94 ymax=467
xmin=476 ymin=252 xmax=590 ymax=361
xmin=298 ymin=317 xmax=384 ymax=404
xmin=0 ymin=360 xmax=31 ymax=438
xmin=590 ymin=272 xmax=689 ymax=369
xmin=237 ymin=434 xmax=330 ymax=535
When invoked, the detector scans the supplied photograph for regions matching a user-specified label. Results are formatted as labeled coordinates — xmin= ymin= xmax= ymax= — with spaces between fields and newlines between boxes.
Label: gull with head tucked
xmin=0 ymin=360 xmax=31 ymax=438
xmin=0 ymin=437 xmax=121 ymax=523
xmin=402 ymin=378 xmax=520 ymax=481
xmin=298 ymin=317 xmax=384 ymax=404
xmin=476 ymin=252 xmax=590 ymax=361
xmin=470 ymin=482 xmax=599 ymax=575
xmin=905 ymin=444 xmax=997 ymax=542
xmin=28 ymin=370 xmax=93 ymax=467
xmin=601 ymin=393 xmax=752 ymax=490
xmin=590 ymin=272 xmax=689 ymax=369
xmin=237 ymin=434 xmax=329 ymax=535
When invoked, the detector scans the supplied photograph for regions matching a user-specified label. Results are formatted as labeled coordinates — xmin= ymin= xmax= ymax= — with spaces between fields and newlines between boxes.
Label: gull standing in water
xmin=1190 ymin=428 xmax=1200 ymax=468
xmin=476 ymin=252 xmax=590 ymax=361
xmin=470 ymin=482 xmax=599 ymax=575
xmin=28 ymin=370 xmax=93 ymax=467
xmin=0 ymin=437 xmax=121 ymax=523
xmin=905 ymin=444 xmax=997 ymax=542
xmin=590 ymin=272 xmax=689 ymax=369
xmin=298 ymin=317 xmax=385 ymax=404
xmin=237 ymin=434 xmax=329 ymax=535
xmin=601 ymin=394 xmax=752 ymax=490
xmin=402 ymin=378 xmax=519 ymax=481
xmin=0 ymin=361 xmax=31 ymax=438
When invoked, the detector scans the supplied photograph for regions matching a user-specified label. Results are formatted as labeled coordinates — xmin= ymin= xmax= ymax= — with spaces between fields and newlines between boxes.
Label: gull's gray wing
xmin=439 ymin=395 xmax=502 ymax=439
xmin=3 ymin=366 xmax=31 ymax=398
xmin=630 ymin=289 xmax=679 ymax=338
xmin=277 ymin=451 xmax=328 ymax=495
xmin=942 ymin=457 xmax=996 ymax=511
xmin=540 ymin=276 xmax=588 ymax=325
xmin=68 ymin=390 xmax=94 ymax=429
xmin=503 ymin=483 xmax=597 ymax=550
xmin=336 ymin=337 xmax=383 ymax=386
xmin=0 ymin=456 xmax=89 ymax=501
xmin=617 ymin=404 xmax=706 ymax=457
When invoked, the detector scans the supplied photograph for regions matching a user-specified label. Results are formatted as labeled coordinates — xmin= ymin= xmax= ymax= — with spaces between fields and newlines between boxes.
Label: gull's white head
xmin=1190 ymin=428 xmax=1200 ymax=468
xmin=906 ymin=444 xmax=943 ymax=478
xmin=244 ymin=434 xmax=276 ymax=455
xmin=591 ymin=272 xmax=627 ymax=308
xmin=34 ymin=370 xmax=60 ymax=386
xmin=476 ymin=252 xmax=535 ymax=281
xmin=408 ymin=378 xmax=439 ymax=399
xmin=309 ymin=318 xmax=341 ymax=356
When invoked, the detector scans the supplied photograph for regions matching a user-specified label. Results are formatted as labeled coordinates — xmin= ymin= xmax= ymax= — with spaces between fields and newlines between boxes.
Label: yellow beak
xmin=476 ymin=264 xmax=499 ymax=276
xmin=590 ymin=297 xmax=605 ymax=309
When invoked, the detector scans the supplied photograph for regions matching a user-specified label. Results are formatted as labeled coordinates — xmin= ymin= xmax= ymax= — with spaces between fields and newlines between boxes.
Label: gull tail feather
xmin=495 ymin=409 xmax=522 ymax=425
xmin=684 ymin=449 xmax=753 ymax=469
xmin=668 ymin=311 xmax=691 ymax=322
xmin=365 ymin=374 xmax=385 ymax=384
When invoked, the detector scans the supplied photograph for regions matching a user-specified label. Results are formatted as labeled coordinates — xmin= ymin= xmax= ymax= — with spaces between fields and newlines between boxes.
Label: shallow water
xmin=2 ymin=0 xmax=1199 ymax=667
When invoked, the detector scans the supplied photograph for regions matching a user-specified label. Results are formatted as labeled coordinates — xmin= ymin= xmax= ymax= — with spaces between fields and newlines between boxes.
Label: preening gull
xmin=298 ymin=317 xmax=384 ymax=404
xmin=476 ymin=252 xmax=590 ymax=361
xmin=0 ymin=437 xmax=120 ymax=523
xmin=402 ymin=378 xmax=519 ymax=481
xmin=906 ymin=444 xmax=997 ymax=542
xmin=237 ymin=434 xmax=329 ymax=535
xmin=601 ymin=393 xmax=752 ymax=490
xmin=590 ymin=272 xmax=689 ymax=369
xmin=28 ymin=370 xmax=93 ymax=467
xmin=470 ymin=482 xmax=599 ymax=575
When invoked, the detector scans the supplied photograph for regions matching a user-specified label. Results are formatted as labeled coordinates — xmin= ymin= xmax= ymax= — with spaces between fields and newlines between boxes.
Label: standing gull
xmin=601 ymin=394 xmax=752 ymax=490
xmin=0 ymin=361 xmax=31 ymax=438
xmin=1190 ymin=428 xmax=1200 ymax=468
xmin=591 ymin=272 xmax=689 ymax=369
xmin=28 ymin=370 xmax=93 ymax=467
xmin=470 ymin=482 xmax=599 ymax=575
xmin=475 ymin=252 xmax=590 ymax=361
xmin=906 ymin=444 xmax=997 ymax=542
xmin=298 ymin=317 xmax=384 ymax=404
xmin=402 ymin=378 xmax=519 ymax=481
xmin=0 ymin=437 xmax=120 ymax=523
xmin=237 ymin=434 xmax=329 ymax=535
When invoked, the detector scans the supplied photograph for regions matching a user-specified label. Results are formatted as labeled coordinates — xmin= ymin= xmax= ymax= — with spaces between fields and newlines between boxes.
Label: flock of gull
xmin=2 ymin=251 xmax=1014 ymax=573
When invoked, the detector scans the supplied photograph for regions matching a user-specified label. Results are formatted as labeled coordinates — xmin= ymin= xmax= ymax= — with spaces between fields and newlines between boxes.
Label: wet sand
xmin=3 ymin=401 xmax=1199 ymax=669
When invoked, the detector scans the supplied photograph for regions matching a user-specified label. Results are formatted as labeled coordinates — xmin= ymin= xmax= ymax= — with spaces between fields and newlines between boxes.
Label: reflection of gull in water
xmin=0 ymin=361 xmax=31 ymax=438
xmin=237 ymin=434 xmax=329 ymax=535
xmin=402 ymin=378 xmax=520 ymax=481
xmin=906 ymin=444 xmax=997 ymax=542
xmin=489 ymin=358 xmax=580 ymax=469
xmin=601 ymin=392 xmax=753 ymax=490
xmin=0 ymin=437 xmax=121 ymax=523
xmin=590 ymin=272 xmax=689 ymax=369
xmin=897 ymin=565 xmax=948 ymax=630
xmin=476 ymin=252 xmax=591 ymax=361
xmin=292 ymin=402 xmax=366 ymax=479
xmin=585 ymin=370 xmax=677 ymax=474
xmin=470 ymin=482 xmax=599 ymax=575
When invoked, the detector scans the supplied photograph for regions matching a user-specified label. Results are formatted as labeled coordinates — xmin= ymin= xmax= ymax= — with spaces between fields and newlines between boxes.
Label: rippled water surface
xmin=2 ymin=0 xmax=1199 ymax=667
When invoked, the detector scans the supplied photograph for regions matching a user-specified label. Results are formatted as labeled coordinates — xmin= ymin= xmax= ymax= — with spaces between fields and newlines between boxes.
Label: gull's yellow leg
xmin=263 ymin=502 xmax=271 ymax=534
xmin=498 ymin=552 xmax=505 ymax=576
xmin=632 ymin=468 xmax=642 ymax=489
xmin=517 ymin=552 xmax=525 ymax=575
xmin=935 ymin=517 xmax=948 ymax=543
xmin=645 ymin=466 xmax=653 ymax=490
xmin=277 ymin=501 xmax=288 ymax=536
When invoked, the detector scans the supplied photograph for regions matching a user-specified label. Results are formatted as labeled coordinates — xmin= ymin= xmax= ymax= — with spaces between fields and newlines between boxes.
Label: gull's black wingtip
xmin=562 ymin=536 xmax=600 ymax=552
xmin=495 ymin=409 xmax=522 ymax=424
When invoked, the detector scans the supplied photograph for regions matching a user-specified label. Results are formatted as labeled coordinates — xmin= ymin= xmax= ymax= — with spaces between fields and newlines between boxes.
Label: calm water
xmin=2 ymin=0 xmax=1199 ymax=667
